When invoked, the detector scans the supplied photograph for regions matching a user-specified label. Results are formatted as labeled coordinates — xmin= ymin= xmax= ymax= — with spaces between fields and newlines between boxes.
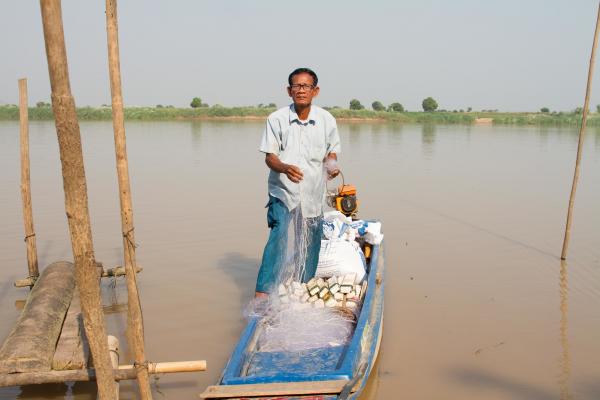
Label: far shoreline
xmin=0 ymin=105 xmax=598 ymax=127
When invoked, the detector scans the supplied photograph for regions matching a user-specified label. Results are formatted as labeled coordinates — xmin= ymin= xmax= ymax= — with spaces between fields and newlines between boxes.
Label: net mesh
xmin=245 ymin=204 xmax=364 ymax=352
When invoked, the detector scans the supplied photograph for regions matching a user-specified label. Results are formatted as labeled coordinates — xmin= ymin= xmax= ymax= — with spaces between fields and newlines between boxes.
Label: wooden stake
xmin=39 ymin=1 xmax=116 ymax=398
xmin=561 ymin=1 xmax=600 ymax=260
xmin=18 ymin=78 xmax=39 ymax=280
xmin=108 ymin=336 xmax=120 ymax=398
xmin=104 ymin=1 xmax=153 ymax=398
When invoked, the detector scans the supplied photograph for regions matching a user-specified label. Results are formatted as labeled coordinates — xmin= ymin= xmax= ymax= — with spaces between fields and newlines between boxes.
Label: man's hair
xmin=288 ymin=67 xmax=318 ymax=87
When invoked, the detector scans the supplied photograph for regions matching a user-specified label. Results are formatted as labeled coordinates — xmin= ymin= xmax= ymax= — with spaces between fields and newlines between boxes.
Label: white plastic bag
xmin=315 ymin=239 xmax=365 ymax=283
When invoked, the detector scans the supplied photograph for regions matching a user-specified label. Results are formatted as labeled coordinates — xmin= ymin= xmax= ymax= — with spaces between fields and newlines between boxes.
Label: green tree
xmin=190 ymin=97 xmax=202 ymax=108
xmin=349 ymin=99 xmax=364 ymax=110
xmin=597 ymin=104 xmax=600 ymax=113
xmin=371 ymin=101 xmax=385 ymax=111
xmin=388 ymin=102 xmax=404 ymax=112
xmin=467 ymin=107 xmax=472 ymax=112
xmin=267 ymin=103 xmax=277 ymax=108
xmin=540 ymin=107 xmax=549 ymax=113
xmin=422 ymin=97 xmax=438 ymax=112
xmin=36 ymin=101 xmax=50 ymax=108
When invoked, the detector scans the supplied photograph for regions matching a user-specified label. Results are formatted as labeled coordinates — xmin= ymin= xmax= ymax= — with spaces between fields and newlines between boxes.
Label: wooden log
xmin=101 ymin=264 xmax=143 ymax=277
xmin=39 ymin=1 xmax=115 ymax=398
xmin=18 ymin=78 xmax=39 ymax=280
xmin=107 ymin=336 xmax=119 ymax=398
xmin=561 ymin=2 xmax=600 ymax=260
xmin=199 ymin=380 xmax=349 ymax=399
xmin=0 ymin=360 xmax=207 ymax=387
xmin=0 ymin=261 xmax=75 ymax=374
xmin=104 ymin=1 xmax=152 ymax=398
xmin=14 ymin=276 xmax=37 ymax=288
xmin=52 ymin=291 xmax=89 ymax=370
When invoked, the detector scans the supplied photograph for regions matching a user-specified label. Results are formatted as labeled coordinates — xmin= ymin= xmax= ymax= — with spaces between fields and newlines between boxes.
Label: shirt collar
xmin=289 ymin=104 xmax=316 ymax=125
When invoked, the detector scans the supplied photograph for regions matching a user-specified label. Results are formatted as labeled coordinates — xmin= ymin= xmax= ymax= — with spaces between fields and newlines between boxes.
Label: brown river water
xmin=0 ymin=120 xmax=599 ymax=399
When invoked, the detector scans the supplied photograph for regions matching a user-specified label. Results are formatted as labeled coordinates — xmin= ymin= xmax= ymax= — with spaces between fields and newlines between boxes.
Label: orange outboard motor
xmin=327 ymin=172 xmax=359 ymax=218
xmin=335 ymin=184 xmax=358 ymax=217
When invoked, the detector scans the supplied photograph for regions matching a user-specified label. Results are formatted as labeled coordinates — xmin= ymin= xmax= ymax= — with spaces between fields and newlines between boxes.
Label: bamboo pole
xmin=14 ymin=265 xmax=142 ymax=287
xmin=18 ymin=78 xmax=39 ymax=281
xmin=104 ymin=1 xmax=153 ymax=398
xmin=38 ymin=1 xmax=116 ymax=399
xmin=0 ymin=360 xmax=206 ymax=387
xmin=119 ymin=360 xmax=207 ymax=373
xmin=561 ymin=1 xmax=600 ymax=260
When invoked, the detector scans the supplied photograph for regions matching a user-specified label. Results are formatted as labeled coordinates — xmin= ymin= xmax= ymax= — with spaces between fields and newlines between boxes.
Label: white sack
xmin=315 ymin=239 xmax=365 ymax=283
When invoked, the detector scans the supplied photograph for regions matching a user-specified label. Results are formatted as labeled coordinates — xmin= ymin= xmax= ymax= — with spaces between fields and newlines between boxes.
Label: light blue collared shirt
xmin=259 ymin=104 xmax=341 ymax=218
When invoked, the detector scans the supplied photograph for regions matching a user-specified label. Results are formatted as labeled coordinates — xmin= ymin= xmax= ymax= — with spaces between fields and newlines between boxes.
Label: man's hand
xmin=265 ymin=153 xmax=303 ymax=183
xmin=284 ymin=164 xmax=304 ymax=183
xmin=324 ymin=156 xmax=340 ymax=180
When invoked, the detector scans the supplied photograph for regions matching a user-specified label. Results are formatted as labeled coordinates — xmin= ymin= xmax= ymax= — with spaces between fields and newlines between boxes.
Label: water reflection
xmin=17 ymin=383 xmax=70 ymax=400
xmin=463 ymin=124 xmax=473 ymax=144
xmin=594 ymin=128 xmax=600 ymax=152
xmin=538 ymin=127 xmax=550 ymax=151
xmin=558 ymin=260 xmax=572 ymax=400
xmin=347 ymin=123 xmax=362 ymax=146
xmin=371 ymin=124 xmax=384 ymax=147
xmin=190 ymin=121 xmax=203 ymax=150
xmin=359 ymin=358 xmax=381 ymax=400
xmin=385 ymin=123 xmax=403 ymax=147
xmin=421 ymin=124 xmax=436 ymax=159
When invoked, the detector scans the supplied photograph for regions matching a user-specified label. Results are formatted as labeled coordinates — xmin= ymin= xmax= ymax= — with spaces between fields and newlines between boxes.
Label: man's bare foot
xmin=255 ymin=291 xmax=268 ymax=299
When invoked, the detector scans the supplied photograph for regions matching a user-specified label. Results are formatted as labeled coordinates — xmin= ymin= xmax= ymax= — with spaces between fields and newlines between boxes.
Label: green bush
xmin=371 ymin=101 xmax=385 ymax=111
xmin=190 ymin=97 xmax=202 ymax=108
xmin=388 ymin=103 xmax=404 ymax=112
xmin=349 ymin=99 xmax=365 ymax=110
xmin=422 ymin=97 xmax=438 ymax=112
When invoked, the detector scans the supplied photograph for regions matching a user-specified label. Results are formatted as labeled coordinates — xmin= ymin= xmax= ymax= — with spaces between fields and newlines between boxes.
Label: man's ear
xmin=313 ymin=86 xmax=320 ymax=97
xmin=287 ymin=86 xmax=292 ymax=97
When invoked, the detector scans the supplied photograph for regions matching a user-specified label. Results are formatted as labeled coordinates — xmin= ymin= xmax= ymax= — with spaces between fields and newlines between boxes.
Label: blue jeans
xmin=256 ymin=196 xmax=323 ymax=293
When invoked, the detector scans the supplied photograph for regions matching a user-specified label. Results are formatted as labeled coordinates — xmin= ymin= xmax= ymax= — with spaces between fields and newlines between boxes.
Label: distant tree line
xmin=179 ymin=96 xmax=600 ymax=115
xmin=348 ymin=97 xmax=439 ymax=112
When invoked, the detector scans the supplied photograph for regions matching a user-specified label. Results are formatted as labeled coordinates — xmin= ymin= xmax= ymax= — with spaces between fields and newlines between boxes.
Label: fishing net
xmin=258 ymin=306 xmax=356 ymax=352
xmin=243 ymin=204 xmax=369 ymax=352
xmin=274 ymin=207 xmax=318 ymax=286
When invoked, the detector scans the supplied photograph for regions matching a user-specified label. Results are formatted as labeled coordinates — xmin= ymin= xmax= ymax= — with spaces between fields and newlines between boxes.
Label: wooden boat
xmin=200 ymin=241 xmax=384 ymax=400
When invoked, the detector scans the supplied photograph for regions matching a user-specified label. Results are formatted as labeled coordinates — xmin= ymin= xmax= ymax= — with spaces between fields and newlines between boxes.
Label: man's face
xmin=287 ymin=72 xmax=320 ymax=107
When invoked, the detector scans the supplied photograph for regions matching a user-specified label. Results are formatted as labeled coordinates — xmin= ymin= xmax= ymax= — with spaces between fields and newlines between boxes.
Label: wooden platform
xmin=0 ymin=261 xmax=91 ymax=387
xmin=52 ymin=291 xmax=90 ymax=370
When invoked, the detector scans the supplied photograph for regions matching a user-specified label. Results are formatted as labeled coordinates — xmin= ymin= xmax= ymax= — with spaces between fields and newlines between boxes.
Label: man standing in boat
xmin=256 ymin=67 xmax=341 ymax=298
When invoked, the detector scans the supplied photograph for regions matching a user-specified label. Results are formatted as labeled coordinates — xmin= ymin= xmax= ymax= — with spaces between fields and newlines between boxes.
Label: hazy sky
xmin=1 ymin=0 xmax=600 ymax=112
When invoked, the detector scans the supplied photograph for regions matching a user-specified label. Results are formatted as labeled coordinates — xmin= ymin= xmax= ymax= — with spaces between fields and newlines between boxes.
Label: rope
xmin=122 ymin=228 xmax=138 ymax=248
xmin=133 ymin=360 xmax=154 ymax=373
xmin=121 ymin=226 xmax=147 ymax=344
xmin=23 ymin=233 xmax=36 ymax=242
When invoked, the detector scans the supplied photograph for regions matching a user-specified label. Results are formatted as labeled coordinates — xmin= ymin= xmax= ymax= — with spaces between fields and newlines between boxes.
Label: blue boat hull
xmin=203 ymin=242 xmax=385 ymax=399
